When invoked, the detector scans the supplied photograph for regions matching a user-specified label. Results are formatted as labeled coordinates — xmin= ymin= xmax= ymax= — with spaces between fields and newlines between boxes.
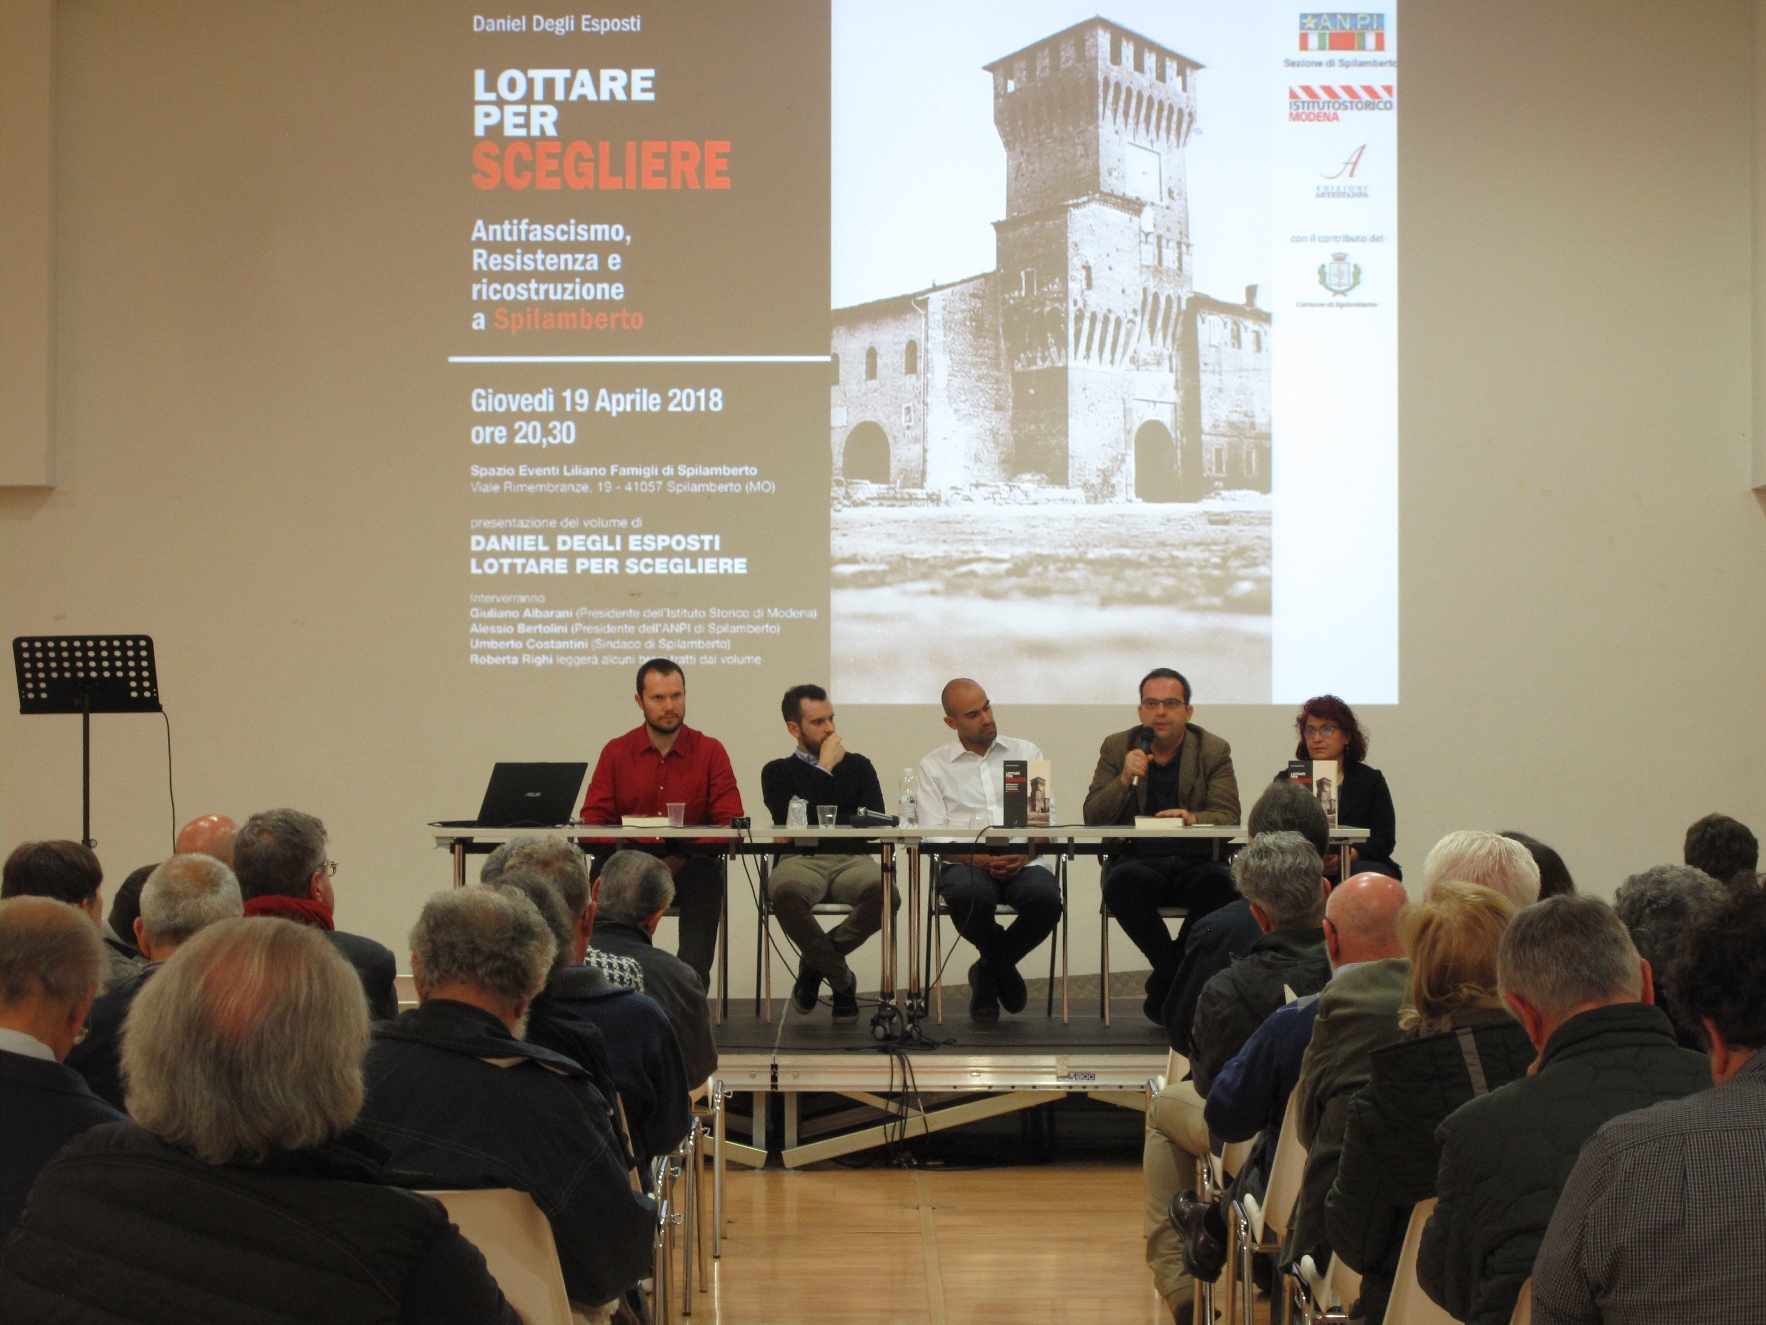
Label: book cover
xmin=1026 ymin=760 xmax=1052 ymax=827
xmin=1002 ymin=759 xmax=1028 ymax=828
xmin=1311 ymin=760 xmax=1341 ymax=828
xmin=1287 ymin=759 xmax=1312 ymax=788
xmin=621 ymin=814 xmax=671 ymax=828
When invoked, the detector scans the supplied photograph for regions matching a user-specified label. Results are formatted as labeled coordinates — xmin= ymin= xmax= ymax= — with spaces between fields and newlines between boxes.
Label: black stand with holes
xmin=13 ymin=636 xmax=162 ymax=848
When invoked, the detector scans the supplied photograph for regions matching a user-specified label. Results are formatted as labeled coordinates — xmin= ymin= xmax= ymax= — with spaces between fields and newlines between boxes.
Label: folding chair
xmin=1510 ymin=1278 xmax=1533 ymax=1325
xmin=421 ymin=1188 xmax=573 ymax=1325
xmin=1382 ymin=1198 xmax=1456 ymax=1325
xmin=754 ymin=870 xmax=858 ymax=1021
xmin=1227 ymin=1089 xmax=1307 ymax=1325
xmin=925 ymin=852 xmax=1067 ymax=1022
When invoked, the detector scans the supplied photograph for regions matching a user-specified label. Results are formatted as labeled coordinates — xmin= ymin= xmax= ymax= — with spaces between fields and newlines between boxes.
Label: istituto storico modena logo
xmin=1299 ymin=13 xmax=1388 ymax=51
xmin=1318 ymin=252 xmax=1362 ymax=297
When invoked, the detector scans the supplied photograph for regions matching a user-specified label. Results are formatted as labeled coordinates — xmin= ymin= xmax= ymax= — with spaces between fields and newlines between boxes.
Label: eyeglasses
xmin=321 ymin=860 xmax=339 ymax=878
xmin=1304 ymin=725 xmax=1340 ymax=739
xmin=1139 ymin=698 xmax=1190 ymax=711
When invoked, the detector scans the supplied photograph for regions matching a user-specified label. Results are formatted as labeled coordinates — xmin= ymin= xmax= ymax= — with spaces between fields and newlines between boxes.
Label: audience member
xmin=1161 ymin=781 xmax=1331 ymax=1056
xmin=1420 ymin=830 xmax=1541 ymax=906
xmin=1145 ymin=831 xmax=1329 ymax=1311
xmin=491 ymin=849 xmax=691 ymax=1164
xmin=233 ymin=808 xmax=398 ymax=1020
xmin=1 ymin=840 xmax=140 ymax=993
xmin=358 ymin=889 xmax=653 ymax=1314
xmin=1169 ymin=873 xmax=1408 ymax=1288
xmin=1501 ymin=831 xmax=1575 ymax=898
xmin=1274 ymin=695 xmax=1401 ymax=879
xmin=0 ymin=898 xmax=123 ymax=1236
xmin=104 ymin=865 xmax=153 ymax=960
xmin=481 ymin=835 xmax=643 ymax=989
xmin=0 ymin=917 xmax=518 ymax=1322
xmin=1324 ymin=884 xmax=1533 ymax=1323
xmin=1418 ymin=895 xmax=1710 ymax=1325
xmin=1613 ymin=863 xmax=1725 ymax=1048
xmin=590 ymin=849 xmax=719 ymax=1086
xmin=66 ymin=853 xmax=242 ymax=1108
xmin=1682 ymin=811 xmax=1758 ymax=892
xmin=1533 ymin=888 xmax=1766 ymax=1323
xmin=106 ymin=816 xmax=240 ymax=964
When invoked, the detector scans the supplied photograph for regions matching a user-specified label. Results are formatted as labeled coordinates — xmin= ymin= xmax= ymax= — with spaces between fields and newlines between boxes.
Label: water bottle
xmin=897 ymin=769 xmax=919 ymax=826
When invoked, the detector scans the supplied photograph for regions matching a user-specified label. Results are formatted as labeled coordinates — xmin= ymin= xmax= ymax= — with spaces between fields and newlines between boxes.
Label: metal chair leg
xmin=1101 ymin=904 xmax=1113 ymax=1026
xmin=712 ymin=1082 xmax=725 ymax=1259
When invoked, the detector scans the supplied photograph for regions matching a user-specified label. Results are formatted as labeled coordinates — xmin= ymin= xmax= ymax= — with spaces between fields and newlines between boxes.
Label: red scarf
xmin=243 ymin=894 xmax=335 ymax=932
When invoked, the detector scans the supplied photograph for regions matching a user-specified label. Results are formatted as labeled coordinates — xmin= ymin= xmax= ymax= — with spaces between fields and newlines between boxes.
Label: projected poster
xmin=452 ymin=3 xmax=1396 ymax=705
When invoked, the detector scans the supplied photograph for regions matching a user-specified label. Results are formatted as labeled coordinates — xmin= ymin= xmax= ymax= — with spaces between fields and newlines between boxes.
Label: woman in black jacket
xmin=1322 ymin=883 xmax=1535 ymax=1324
xmin=1276 ymin=695 xmax=1400 ymax=878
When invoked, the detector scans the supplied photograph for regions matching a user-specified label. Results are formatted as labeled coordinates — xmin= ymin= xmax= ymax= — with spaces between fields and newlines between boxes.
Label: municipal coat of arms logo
xmin=1318 ymin=252 xmax=1361 ymax=296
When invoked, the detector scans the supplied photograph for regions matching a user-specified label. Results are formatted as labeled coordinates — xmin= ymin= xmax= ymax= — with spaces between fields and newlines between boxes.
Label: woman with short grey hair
xmin=0 ymin=917 xmax=519 ymax=1324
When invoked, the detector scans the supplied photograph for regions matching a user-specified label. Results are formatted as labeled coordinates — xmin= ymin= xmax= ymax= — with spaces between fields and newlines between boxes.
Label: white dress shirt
xmin=915 ymin=734 xmax=1052 ymax=830
xmin=0 ymin=1026 xmax=56 ymax=1062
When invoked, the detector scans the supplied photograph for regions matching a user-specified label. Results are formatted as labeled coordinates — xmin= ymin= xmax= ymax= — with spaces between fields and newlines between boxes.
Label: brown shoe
xmin=968 ymin=961 xmax=1000 ymax=1023
xmin=1169 ymin=1190 xmax=1227 ymax=1283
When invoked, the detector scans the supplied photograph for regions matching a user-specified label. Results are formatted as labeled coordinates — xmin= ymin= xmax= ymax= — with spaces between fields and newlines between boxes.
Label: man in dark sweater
xmin=759 ymin=684 xmax=898 ymax=1021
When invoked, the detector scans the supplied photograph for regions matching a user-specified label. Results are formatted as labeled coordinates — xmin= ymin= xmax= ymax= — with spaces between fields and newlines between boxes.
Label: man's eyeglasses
xmin=321 ymin=860 xmax=339 ymax=878
xmin=1304 ymin=725 xmax=1340 ymax=739
xmin=1139 ymin=698 xmax=1189 ymax=711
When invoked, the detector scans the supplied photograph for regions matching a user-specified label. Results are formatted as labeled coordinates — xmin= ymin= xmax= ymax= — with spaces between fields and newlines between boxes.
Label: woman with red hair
xmin=1277 ymin=695 xmax=1400 ymax=878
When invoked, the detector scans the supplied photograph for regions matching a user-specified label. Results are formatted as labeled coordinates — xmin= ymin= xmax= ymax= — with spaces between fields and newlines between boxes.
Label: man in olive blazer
xmin=1084 ymin=667 xmax=1241 ymax=1020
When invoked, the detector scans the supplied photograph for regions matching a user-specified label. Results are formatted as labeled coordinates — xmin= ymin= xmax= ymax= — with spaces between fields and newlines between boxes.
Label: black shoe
xmin=1169 ymin=1190 xmax=1227 ymax=1283
xmin=791 ymin=964 xmax=823 ymax=1015
xmin=1143 ymin=966 xmax=1177 ymax=1024
xmin=993 ymin=960 xmax=1028 ymax=1014
xmin=968 ymin=960 xmax=1000 ymax=1023
xmin=831 ymin=986 xmax=859 ymax=1022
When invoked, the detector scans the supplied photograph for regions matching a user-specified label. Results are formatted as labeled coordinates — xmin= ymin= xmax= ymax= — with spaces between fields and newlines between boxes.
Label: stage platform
xmin=710 ymin=996 xmax=1169 ymax=1169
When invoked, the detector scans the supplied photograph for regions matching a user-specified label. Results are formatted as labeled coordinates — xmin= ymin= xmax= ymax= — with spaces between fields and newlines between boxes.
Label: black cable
xmin=161 ymin=709 xmax=177 ymax=851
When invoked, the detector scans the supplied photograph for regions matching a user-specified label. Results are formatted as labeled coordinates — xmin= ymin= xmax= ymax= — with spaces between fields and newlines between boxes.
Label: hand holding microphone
xmin=1125 ymin=726 xmax=1155 ymax=788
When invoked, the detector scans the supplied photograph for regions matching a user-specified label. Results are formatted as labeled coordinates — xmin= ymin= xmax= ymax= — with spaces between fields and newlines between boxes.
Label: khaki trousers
xmin=1144 ymin=1076 xmax=1210 ymax=1308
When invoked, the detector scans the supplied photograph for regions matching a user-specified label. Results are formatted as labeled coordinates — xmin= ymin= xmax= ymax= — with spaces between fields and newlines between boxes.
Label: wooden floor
xmin=698 ymin=1159 xmax=1167 ymax=1325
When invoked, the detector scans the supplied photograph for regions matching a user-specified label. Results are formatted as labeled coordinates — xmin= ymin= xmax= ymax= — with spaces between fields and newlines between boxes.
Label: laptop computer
xmin=433 ymin=762 xmax=589 ymax=828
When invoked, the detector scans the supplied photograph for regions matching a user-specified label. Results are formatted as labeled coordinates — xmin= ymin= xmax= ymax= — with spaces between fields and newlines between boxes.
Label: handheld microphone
xmin=1130 ymin=725 xmax=1154 ymax=787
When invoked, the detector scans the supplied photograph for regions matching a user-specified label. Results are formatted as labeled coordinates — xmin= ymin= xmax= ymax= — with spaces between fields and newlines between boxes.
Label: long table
xmin=430 ymin=822 xmax=1370 ymax=1025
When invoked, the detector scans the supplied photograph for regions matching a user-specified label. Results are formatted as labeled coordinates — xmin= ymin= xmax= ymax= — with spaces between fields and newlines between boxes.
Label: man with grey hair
xmin=1420 ymin=829 xmax=1541 ymax=907
xmin=359 ymin=889 xmax=654 ymax=1314
xmin=1418 ymin=895 xmax=1710 ymax=1325
xmin=67 ymin=853 xmax=243 ymax=1108
xmin=590 ymin=848 xmax=717 ymax=1086
xmin=481 ymin=835 xmax=644 ymax=990
xmin=0 ymin=917 xmax=519 ymax=1322
xmin=1614 ymin=863 xmax=1726 ymax=1048
xmin=0 ymin=897 xmax=125 ymax=1234
xmin=234 ymin=808 xmax=397 ymax=1020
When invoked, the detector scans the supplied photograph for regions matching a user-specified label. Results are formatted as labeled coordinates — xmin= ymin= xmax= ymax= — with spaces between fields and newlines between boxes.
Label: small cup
xmin=817 ymin=805 xmax=838 ymax=828
xmin=667 ymin=802 xmax=687 ymax=828
xmin=786 ymin=797 xmax=809 ymax=829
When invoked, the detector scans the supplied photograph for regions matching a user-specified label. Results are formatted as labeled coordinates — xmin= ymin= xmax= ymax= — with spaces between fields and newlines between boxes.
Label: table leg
xmin=878 ymin=842 xmax=896 ymax=1004
xmin=717 ymin=856 xmax=728 ymax=1024
xmin=906 ymin=844 xmax=922 ymax=1017
xmin=1061 ymin=845 xmax=1071 ymax=1024
xmin=452 ymin=839 xmax=466 ymax=890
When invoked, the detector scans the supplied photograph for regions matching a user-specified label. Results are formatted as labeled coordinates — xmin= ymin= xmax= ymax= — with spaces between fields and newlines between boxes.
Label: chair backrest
xmin=1220 ymin=1138 xmax=1255 ymax=1182
xmin=1510 ymin=1278 xmax=1532 ymax=1325
xmin=422 ymin=1188 xmax=574 ymax=1325
xmin=1384 ymin=1197 xmax=1456 ymax=1325
xmin=1260 ymin=1089 xmax=1306 ymax=1243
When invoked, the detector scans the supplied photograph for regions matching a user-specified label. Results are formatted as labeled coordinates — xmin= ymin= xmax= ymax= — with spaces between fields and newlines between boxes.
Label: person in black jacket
xmin=1325 ymin=883 xmax=1534 ymax=1324
xmin=0 ymin=897 xmax=125 ymax=1237
xmin=1417 ymin=895 xmax=1710 ymax=1325
xmin=1274 ymin=695 xmax=1399 ymax=879
xmin=760 ymin=684 xmax=898 ymax=1019
xmin=232 ymin=808 xmax=399 ymax=1020
xmin=359 ymin=888 xmax=655 ymax=1314
xmin=67 ymin=852 xmax=243 ymax=1109
xmin=0 ymin=915 xmax=518 ymax=1324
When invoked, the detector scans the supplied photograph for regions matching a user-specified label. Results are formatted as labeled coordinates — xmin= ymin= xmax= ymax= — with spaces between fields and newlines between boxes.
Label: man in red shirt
xmin=580 ymin=658 xmax=743 ymax=985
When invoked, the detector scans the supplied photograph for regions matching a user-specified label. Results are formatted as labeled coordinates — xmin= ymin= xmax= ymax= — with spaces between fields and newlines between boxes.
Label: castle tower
xmin=985 ymin=20 xmax=1200 ymax=497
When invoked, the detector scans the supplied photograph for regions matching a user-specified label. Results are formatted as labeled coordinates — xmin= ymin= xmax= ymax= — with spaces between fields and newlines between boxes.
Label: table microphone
xmin=1130 ymin=725 xmax=1154 ymax=787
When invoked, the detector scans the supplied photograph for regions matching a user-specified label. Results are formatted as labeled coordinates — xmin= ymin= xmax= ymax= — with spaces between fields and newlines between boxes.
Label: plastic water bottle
xmin=897 ymin=769 xmax=919 ymax=826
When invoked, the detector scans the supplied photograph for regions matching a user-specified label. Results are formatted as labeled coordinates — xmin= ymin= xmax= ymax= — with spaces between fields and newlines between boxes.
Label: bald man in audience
xmin=1418 ymin=896 xmax=1709 ymax=1325
xmin=1420 ymin=830 xmax=1541 ymax=906
xmin=0 ymin=897 xmax=124 ymax=1235
xmin=111 ymin=816 xmax=240 ymax=959
xmin=67 ymin=854 xmax=242 ymax=1109
xmin=1 ymin=841 xmax=140 ymax=993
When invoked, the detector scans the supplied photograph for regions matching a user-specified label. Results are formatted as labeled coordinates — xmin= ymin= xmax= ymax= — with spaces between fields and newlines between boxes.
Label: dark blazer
xmin=65 ymin=965 xmax=161 ymax=1110
xmin=592 ymin=918 xmax=718 ymax=1087
xmin=329 ymin=929 xmax=400 ymax=1022
xmin=359 ymin=999 xmax=655 ymax=1310
xmin=1418 ymin=1003 xmax=1711 ymax=1325
xmin=0 ymin=1121 xmax=518 ymax=1324
xmin=548 ymin=964 xmax=692 ymax=1170
xmin=0 ymin=1049 xmax=125 ymax=1235
xmin=1084 ymin=723 xmax=1240 ymax=829
xmin=1275 ymin=760 xmax=1397 ymax=865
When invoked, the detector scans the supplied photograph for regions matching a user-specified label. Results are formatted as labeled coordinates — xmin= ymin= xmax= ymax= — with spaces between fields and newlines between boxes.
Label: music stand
xmin=13 ymin=636 xmax=162 ymax=847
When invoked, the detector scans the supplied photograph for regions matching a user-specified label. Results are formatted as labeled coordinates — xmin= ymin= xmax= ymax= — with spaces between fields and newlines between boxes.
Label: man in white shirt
xmin=917 ymin=678 xmax=1062 ymax=1023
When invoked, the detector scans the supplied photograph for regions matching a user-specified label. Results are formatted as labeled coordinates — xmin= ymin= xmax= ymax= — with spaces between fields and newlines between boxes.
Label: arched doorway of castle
xmin=1133 ymin=420 xmax=1179 ymax=502
xmin=843 ymin=421 xmax=891 ymax=483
